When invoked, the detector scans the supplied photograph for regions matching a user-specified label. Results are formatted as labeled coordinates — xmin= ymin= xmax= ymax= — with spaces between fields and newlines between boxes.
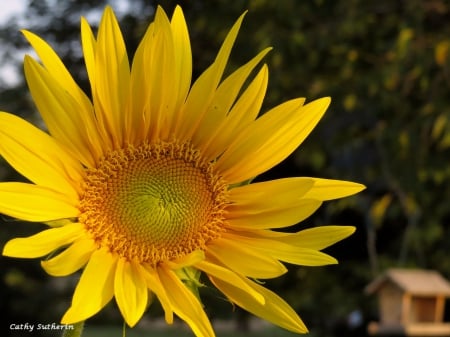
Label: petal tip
xmin=2 ymin=240 xmax=14 ymax=257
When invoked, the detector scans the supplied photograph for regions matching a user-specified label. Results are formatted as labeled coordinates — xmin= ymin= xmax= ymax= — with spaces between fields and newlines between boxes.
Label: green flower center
xmin=79 ymin=141 xmax=228 ymax=264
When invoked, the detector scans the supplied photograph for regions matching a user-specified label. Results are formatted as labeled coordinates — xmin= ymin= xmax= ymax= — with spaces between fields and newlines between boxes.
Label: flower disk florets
xmin=79 ymin=141 xmax=228 ymax=264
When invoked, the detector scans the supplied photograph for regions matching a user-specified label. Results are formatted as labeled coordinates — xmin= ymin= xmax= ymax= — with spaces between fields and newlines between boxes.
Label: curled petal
xmin=165 ymin=250 xmax=205 ymax=269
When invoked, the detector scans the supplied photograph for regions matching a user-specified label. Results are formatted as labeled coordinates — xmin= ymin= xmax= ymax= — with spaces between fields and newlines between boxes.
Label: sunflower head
xmin=0 ymin=5 xmax=364 ymax=336
xmin=80 ymin=141 xmax=228 ymax=265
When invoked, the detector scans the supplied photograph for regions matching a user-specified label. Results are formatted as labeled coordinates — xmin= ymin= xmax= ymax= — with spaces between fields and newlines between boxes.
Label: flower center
xmin=79 ymin=141 xmax=228 ymax=265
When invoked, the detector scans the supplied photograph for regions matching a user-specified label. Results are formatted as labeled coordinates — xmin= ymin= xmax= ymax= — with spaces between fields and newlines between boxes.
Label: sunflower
xmin=0 ymin=5 xmax=364 ymax=337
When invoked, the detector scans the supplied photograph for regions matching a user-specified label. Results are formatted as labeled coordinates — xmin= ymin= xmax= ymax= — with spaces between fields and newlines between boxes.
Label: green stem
xmin=62 ymin=321 xmax=84 ymax=337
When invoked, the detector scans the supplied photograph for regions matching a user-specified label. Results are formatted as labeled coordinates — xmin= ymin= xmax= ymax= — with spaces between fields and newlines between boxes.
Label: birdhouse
xmin=365 ymin=268 xmax=450 ymax=336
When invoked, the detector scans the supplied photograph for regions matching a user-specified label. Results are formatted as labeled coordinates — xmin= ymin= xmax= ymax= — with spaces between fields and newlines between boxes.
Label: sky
xmin=0 ymin=0 xmax=27 ymax=85
xmin=0 ymin=0 xmax=140 ymax=86
xmin=0 ymin=0 xmax=26 ymax=21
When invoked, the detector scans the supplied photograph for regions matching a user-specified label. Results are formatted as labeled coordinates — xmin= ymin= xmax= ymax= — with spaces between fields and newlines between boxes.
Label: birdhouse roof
xmin=365 ymin=268 xmax=450 ymax=297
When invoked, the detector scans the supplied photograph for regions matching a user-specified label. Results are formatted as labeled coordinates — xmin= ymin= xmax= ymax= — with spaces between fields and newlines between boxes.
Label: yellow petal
xmin=128 ymin=21 xmax=154 ymax=143
xmin=275 ymin=248 xmax=337 ymax=266
xmin=21 ymin=30 xmax=93 ymax=119
xmin=192 ymin=48 xmax=271 ymax=152
xmin=223 ymin=231 xmax=338 ymax=266
xmin=175 ymin=12 xmax=246 ymax=141
xmin=129 ymin=6 xmax=187 ymax=142
xmin=140 ymin=264 xmax=174 ymax=324
xmin=165 ymin=250 xmax=205 ymax=269
xmin=202 ymin=64 xmax=269 ymax=160
xmin=229 ymin=65 xmax=269 ymax=126
xmin=226 ymin=198 xmax=322 ymax=230
xmin=215 ymin=97 xmax=304 ymax=180
xmin=81 ymin=15 xmax=113 ymax=149
xmin=115 ymin=258 xmax=148 ymax=327
xmin=0 ymin=112 xmax=82 ymax=198
xmin=196 ymin=259 xmax=264 ymax=304
xmin=207 ymin=238 xmax=287 ymax=278
xmin=41 ymin=238 xmax=95 ymax=276
xmin=44 ymin=218 xmax=77 ymax=228
xmin=62 ymin=248 xmax=116 ymax=324
xmin=0 ymin=182 xmax=79 ymax=222
xmin=210 ymin=274 xmax=308 ymax=333
xmin=303 ymin=178 xmax=366 ymax=200
xmin=229 ymin=177 xmax=313 ymax=205
xmin=144 ymin=6 xmax=177 ymax=141
xmin=95 ymin=6 xmax=130 ymax=146
xmin=170 ymin=6 xmax=192 ymax=114
xmin=81 ymin=17 xmax=96 ymax=96
xmin=217 ymin=97 xmax=330 ymax=183
xmin=279 ymin=226 xmax=356 ymax=250
xmin=227 ymin=178 xmax=316 ymax=230
xmin=3 ymin=223 xmax=83 ymax=258
xmin=24 ymin=56 xmax=101 ymax=167
xmin=158 ymin=267 xmax=215 ymax=337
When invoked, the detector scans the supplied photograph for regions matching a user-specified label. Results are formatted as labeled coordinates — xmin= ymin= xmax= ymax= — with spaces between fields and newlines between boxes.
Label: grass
xmin=81 ymin=324 xmax=305 ymax=337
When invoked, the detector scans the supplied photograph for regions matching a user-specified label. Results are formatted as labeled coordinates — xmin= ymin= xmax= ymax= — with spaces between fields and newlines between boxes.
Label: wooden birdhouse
xmin=365 ymin=268 xmax=450 ymax=336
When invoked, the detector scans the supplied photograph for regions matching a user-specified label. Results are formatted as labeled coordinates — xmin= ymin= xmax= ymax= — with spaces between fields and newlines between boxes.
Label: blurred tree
xmin=0 ymin=0 xmax=450 ymax=336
